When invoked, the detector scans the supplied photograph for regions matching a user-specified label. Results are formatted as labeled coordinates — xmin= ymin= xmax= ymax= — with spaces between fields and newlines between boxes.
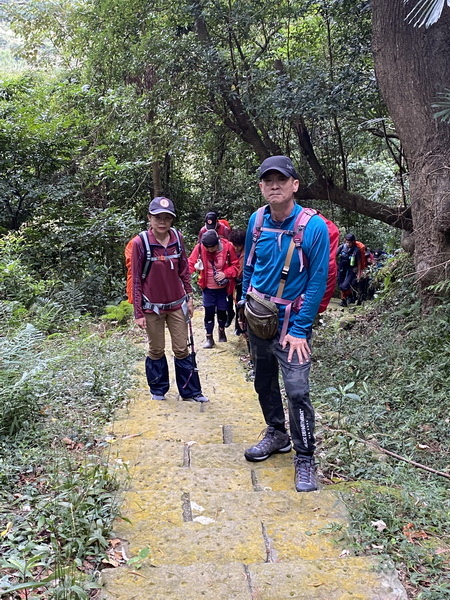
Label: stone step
xmin=115 ymin=518 xmax=344 ymax=566
xmin=118 ymin=489 xmax=347 ymax=529
xmin=111 ymin=409 xmax=265 ymax=445
xmin=110 ymin=441 xmax=319 ymax=494
xmin=114 ymin=490 xmax=349 ymax=565
xmin=101 ymin=557 xmax=407 ymax=600
xmin=101 ymin=312 xmax=407 ymax=600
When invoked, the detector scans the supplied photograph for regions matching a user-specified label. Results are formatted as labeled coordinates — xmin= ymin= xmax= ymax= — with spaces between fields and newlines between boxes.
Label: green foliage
xmin=433 ymin=88 xmax=450 ymax=123
xmin=0 ymin=73 xmax=80 ymax=230
xmin=0 ymin=274 xmax=141 ymax=597
xmin=101 ymin=300 xmax=134 ymax=325
xmin=127 ymin=546 xmax=151 ymax=569
xmin=426 ymin=277 xmax=450 ymax=298
xmin=0 ymin=233 xmax=53 ymax=306
xmin=313 ymin=255 xmax=450 ymax=598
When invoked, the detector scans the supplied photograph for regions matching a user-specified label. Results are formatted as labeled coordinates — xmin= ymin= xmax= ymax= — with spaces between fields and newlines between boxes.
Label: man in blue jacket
xmin=241 ymin=155 xmax=329 ymax=492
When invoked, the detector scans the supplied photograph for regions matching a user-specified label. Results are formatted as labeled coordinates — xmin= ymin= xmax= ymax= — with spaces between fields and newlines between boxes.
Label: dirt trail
xmin=101 ymin=309 xmax=407 ymax=599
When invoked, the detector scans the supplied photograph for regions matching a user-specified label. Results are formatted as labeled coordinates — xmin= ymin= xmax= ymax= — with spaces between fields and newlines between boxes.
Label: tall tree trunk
xmin=372 ymin=2 xmax=450 ymax=303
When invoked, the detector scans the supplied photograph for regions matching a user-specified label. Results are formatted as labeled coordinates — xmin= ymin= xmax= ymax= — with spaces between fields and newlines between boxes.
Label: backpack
xmin=246 ymin=205 xmax=339 ymax=314
xmin=125 ymin=228 xmax=183 ymax=304
xmin=355 ymin=241 xmax=367 ymax=271
xmin=218 ymin=218 xmax=232 ymax=231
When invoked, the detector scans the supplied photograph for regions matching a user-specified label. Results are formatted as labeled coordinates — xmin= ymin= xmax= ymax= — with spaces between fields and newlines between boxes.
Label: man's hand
xmin=187 ymin=297 xmax=194 ymax=318
xmin=281 ymin=334 xmax=311 ymax=364
xmin=237 ymin=299 xmax=247 ymax=333
xmin=135 ymin=317 xmax=146 ymax=329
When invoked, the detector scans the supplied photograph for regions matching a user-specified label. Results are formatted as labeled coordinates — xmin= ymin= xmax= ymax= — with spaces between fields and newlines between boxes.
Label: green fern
xmin=101 ymin=300 xmax=133 ymax=324
xmin=433 ymin=89 xmax=450 ymax=123
xmin=426 ymin=278 xmax=450 ymax=296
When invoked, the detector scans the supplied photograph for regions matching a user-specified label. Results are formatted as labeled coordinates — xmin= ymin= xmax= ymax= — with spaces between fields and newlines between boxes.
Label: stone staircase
xmin=101 ymin=312 xmax=407 ymax=600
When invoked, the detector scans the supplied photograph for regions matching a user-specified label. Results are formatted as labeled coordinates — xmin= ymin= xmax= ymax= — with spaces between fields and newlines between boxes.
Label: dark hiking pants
xmin=247 ymin=329 xmax=315 ymax=456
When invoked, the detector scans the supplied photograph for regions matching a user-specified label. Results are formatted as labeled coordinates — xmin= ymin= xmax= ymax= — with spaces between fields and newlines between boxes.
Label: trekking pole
xmin=187 ymin=318 xmax=199 ymax=373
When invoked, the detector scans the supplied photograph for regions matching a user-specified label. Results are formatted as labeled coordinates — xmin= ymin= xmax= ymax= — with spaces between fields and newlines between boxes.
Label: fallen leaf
xmin=102 ymin=556 xmax=121 ymax=567
xmin=122 ymin=432 xmax=144 ymax=440
xmin=1 ymin=522 xmax=13 ymax=537
xmin=403 ymin=522 xmax=428 ymax=543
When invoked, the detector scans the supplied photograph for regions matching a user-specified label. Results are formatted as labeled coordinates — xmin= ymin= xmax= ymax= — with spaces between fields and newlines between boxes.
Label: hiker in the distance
xmin=240 ymin=155 xmax=329 ymax=492
xmin=130 ymin=196 xmax=208 ymax=403
xmin=228 ymin=228 xmax=246 ymax=336
xmin=336 ymin=233 xmax=362 ymax=307
xmin=188 ymin=229 xmax=240 ymax=348
xmin=197 ymin=211 xmax=232 ymax=241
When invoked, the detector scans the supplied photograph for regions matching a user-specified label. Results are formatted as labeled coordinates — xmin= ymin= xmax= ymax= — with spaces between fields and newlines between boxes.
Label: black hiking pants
xmin=248 ymin=329 xmax=315 ymax=456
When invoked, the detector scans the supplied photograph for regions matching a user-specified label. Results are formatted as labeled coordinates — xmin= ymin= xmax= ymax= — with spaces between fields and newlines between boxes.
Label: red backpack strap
xmin=292 ymin=208 xmax=317 ymax=272
xmin=246 ymin=205 xmax=267 ymax=266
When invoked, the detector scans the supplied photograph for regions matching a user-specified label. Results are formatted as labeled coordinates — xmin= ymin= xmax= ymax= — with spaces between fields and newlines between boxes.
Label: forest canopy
xmin=0 ymin=0 xmax=448 ymax=308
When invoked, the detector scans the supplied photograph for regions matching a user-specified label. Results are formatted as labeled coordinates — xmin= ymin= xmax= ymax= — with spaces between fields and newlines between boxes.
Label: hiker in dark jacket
xmin=229 ymin=228 xmax=246 ymax=335
xmin=131 ymin=196 xmax=208 ymax=403
xmin=241 ymin=155 xmax=329 ymax=493
xmin=336 ymin=233 xmax=361 ymax=307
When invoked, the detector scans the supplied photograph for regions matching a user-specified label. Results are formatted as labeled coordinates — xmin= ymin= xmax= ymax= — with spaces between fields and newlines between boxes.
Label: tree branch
xmin=297 ymin=179 xmax=413 ymax=231
xmin=324 ymin=426 xmax=450 ymax=480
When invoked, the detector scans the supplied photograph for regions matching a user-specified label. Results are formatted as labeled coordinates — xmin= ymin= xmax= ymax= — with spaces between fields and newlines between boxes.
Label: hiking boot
xmin=340 ymin=299 xmax=347 ymax=307
xmin=151 ymin=394 xmax=166 ymax=401
xmin=218 ymin=328 xmax=227 ymax=342
xmin=244 ymin=427 xmax=291 ymax=462
xmin=183 ymin=393 xmax=209 ymax=403
xmin=225 ymin=310 xmax=235 ymax=328
xmin=202 ymin=335 xmax=215 ymax=349
xmin=294 ymin=455 xmax=318 ymax=492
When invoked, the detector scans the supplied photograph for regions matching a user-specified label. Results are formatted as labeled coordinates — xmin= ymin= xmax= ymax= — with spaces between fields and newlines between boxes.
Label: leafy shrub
xmin=101 ymin=300 xmax=133 ymax=325
xmin=0 ymin=323 xmax=47 ymax=436
xmin=0 ymin=233 xmax=54 ymax=307
xmin=313 ymin=255 xmax=450 ymax=599
xmin=0 ymin=299 xmax=140 ymax=597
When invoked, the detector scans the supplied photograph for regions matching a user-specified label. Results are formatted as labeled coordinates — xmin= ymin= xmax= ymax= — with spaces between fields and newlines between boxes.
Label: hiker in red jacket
xmin=197 ymin=211 xmax=232 ymax=241
xmin=188 ymin=229 xmax=240 ymax=348
xmin=130 ymin=196 xmax=208 ymax=403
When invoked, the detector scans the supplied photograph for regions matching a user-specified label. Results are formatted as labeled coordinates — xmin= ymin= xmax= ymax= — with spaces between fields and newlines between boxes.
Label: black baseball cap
xmin=205 ymin=211 xmax=218 ymax=229
xmin=259 ymin=155 xmax=299 ymax=180
xmin=148 ymin=197 xmax=176 ymax=217
xmin=345 ymin=233 xmax=356 ymax=242
xmin=201 ymin=230 xmax=219 ymax=247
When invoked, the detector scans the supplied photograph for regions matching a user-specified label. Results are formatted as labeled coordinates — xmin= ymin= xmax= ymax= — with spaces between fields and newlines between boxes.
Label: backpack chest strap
xmin=149 ymin=251 xmax=181 ymax=262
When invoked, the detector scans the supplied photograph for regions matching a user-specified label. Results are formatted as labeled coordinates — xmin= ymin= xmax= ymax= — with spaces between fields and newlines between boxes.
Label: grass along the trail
xmin=0 ymin=317 xmax=141 ymax=600
xmin=311 ymin=255 xmax=450 ymax=599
